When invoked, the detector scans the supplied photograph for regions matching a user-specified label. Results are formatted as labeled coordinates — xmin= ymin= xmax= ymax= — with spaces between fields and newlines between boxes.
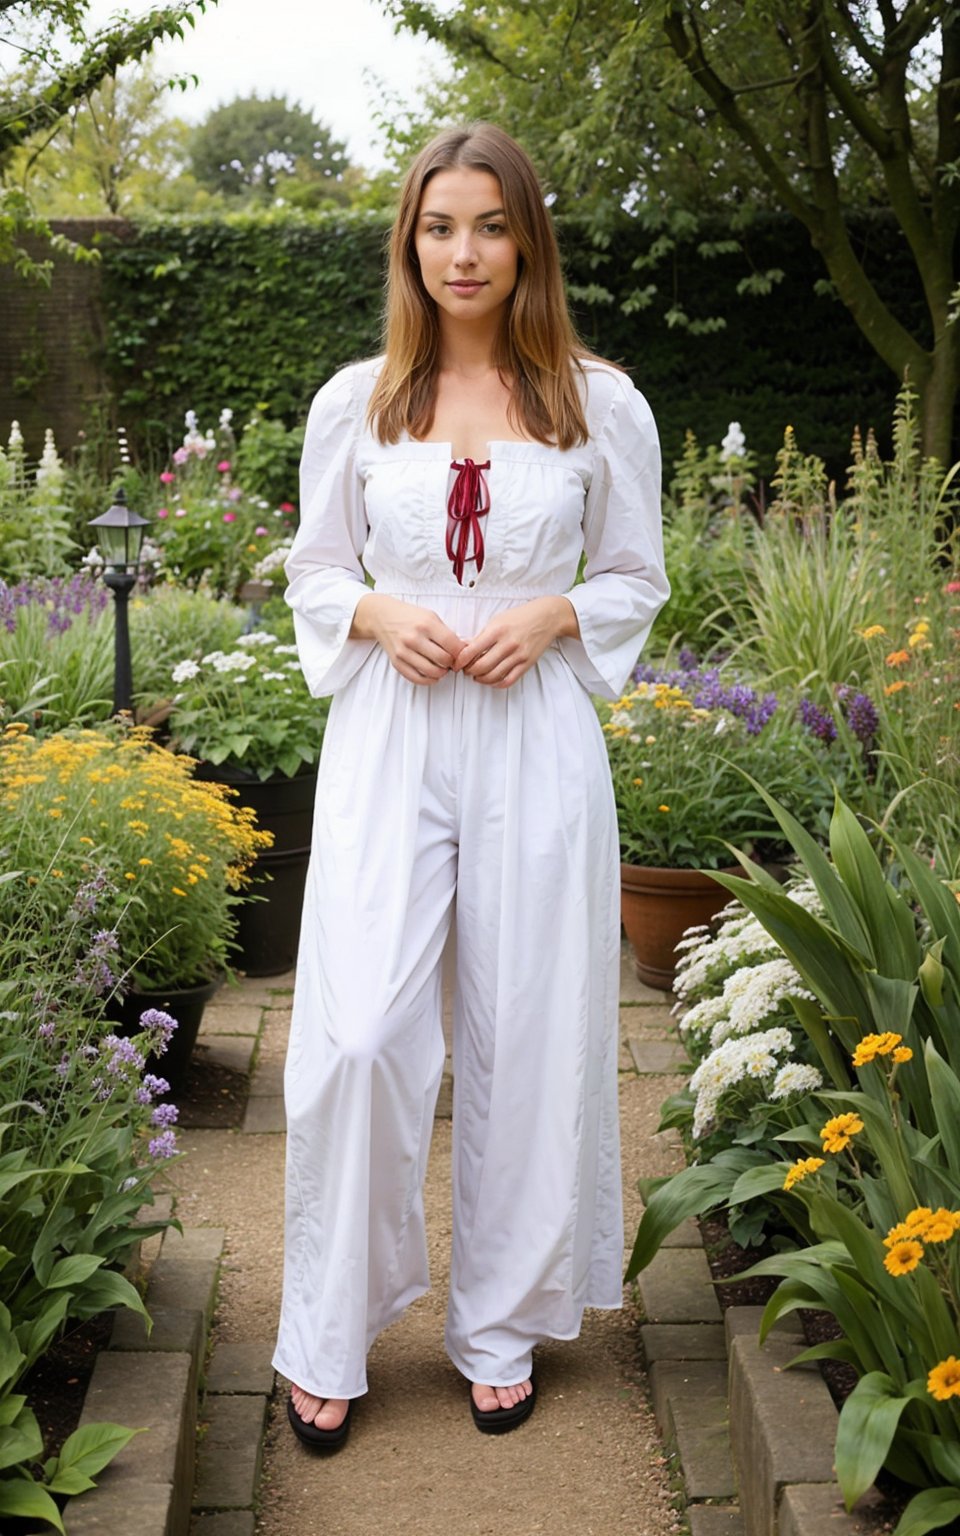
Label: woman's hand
xmin=453 ymin=596 xmax=579 ymax=689
xmin=352 ymin=594 xmax=466 ymax=685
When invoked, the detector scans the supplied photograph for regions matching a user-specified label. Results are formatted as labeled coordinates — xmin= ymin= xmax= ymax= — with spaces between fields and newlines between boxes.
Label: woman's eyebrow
xmin=419 ymin=207 xmax=506 ymax=220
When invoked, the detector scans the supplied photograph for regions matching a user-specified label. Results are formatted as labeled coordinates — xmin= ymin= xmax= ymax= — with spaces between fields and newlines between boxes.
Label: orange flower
xmin=884 ymin=1239 xmax=924 ymax=1276
xmin=884 ymin=680 xmax=908 ymax=695
xmin=885 ymin=649 xmax=910 ymax=667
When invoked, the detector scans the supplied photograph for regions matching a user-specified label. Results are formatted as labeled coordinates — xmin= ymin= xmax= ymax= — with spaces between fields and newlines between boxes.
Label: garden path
xmin=170 ymin=950 xmax=686 ymax=1536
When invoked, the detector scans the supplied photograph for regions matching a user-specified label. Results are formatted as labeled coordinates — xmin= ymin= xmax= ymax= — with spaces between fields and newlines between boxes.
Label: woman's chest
xmin=355 ymin=447 xmax=593 ymax=583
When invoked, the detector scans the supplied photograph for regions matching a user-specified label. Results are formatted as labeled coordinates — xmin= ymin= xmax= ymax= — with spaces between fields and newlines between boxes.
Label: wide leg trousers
xmin=271 ymin=647 xmax=624 ymax=1399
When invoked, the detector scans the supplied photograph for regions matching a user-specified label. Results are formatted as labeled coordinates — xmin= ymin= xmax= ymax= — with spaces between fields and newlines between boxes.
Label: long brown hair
xmin=368 ymin=123 xmax=596 ymax=450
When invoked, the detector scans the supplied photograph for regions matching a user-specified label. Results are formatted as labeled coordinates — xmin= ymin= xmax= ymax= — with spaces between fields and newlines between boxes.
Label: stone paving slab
xmin=234 ymin=971 xmax=295 ymax=1007
xmin=191 ymin=1514 xmax=256 ymax=1536
xmin=779 ymin=1483 xmax=881 ymax=1536
xmin=248 ymin=1060 xmax=283 ymax=1097
xmin=636 ymin=1246 xmax=723 ymax=1324
xmin=629 ymin=1038 xmax=689 ymax=1074
xmin=727 ymin=1309 xmax=837 ymax=1536
xmin=620 ymin=943 xmax=672 ymax=1005
xmin=110 ymin=1301 xmax=205 ymax=1360
xmin=206 ymin=1340 xmax=276 ymax=1396
xmin=200 ymin=1037 xmax=257 ymax=1074
xmin=200 ymin=1003 xmax=263 ymax=1038
xmin=641 ymin=1322 xmax=727 ymax=1363
xmin=650 ymin=1359 xmax=737 ymax=1501
xmin=64 ymin=1351 xmax=194 ymax=1535
xmin=689 ymin=1507 xmax=746 ymax=1536
xmin=636 ymin=1203 xmax=701 ymax=1248
xmin=242 ymin=1094 xmax=285 ymax=1133
xmin=193 ymin=1394 xmax=269 ymax=1511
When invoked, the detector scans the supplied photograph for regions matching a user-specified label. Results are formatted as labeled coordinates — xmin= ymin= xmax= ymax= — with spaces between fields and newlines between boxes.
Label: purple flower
xmin=844 ymin=691 xmax=879 ymax=744
xmin=100 ymin=1033 xmax=145 ymax=1079
xmin=55 ymin=1053 xmax=70 ymax=1078
xmin=150 ymin=1102 xmax=179 ymax=1128
xmin=138 ymin=1009 xmax=178 ymax=1053
xmin=38 ymin=1020 xmax=55 ymax=1040
xmin=70 ymin=873 xmax=111 ymax=918
xmin=142 ymin=1073 xmax=170 ymax=1098
xmin=798 ymin=699 xmax=838 ymax=742
xmin=148 ymin=1129 xmax=178 ymax=1160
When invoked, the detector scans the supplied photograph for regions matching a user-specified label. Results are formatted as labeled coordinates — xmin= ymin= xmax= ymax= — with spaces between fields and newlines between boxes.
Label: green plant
xmin=130 ymin=585 xmax=247 ymax=707
xmin=0 ymin=423 xmax=75 ymax=582
xmin=629 ymin=785 xmax=960 ymax=1535
xmin=0 ymin=860 xmax=187 ymax=1527
xmin=233 ymin=408 xmax=304 ymax=510
xmin=0 ymin=573 xmax=113 ymax=730
xmin=164 ymin=631 xmax=329 ymax=780
xmin=0 ymin=723 xmax=272 ymax=987
xmin=599 ymin=670 xmax=840 ymax=869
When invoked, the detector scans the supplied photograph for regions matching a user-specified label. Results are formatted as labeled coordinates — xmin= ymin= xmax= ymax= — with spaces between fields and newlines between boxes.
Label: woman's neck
xmin=436 ymin=312 xmax=502 ymax=377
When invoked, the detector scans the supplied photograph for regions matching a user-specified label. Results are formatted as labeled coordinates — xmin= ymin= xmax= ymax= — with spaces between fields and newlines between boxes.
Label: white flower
xmin=219 ymin=408 xmax=234 ymax=428
xmin=201 ymin=650 xmax=225 ymax=666
xmin=688 ymin=1027 xmax=795 ymax=1138
xmin=236 ymin=631 xmax=278 ymax=648
xmin=721 ymin=421 xmax=746 ymax=461
xmin=35 ymin=427 xmax=64 ymax=490
xmin=709 ymin=957 xmax=815 ymax=1047
xmin=184 ymin=410 xmax=198 ymax=431
xmin=8 ymin=421 xmax=23 ymax=451
xmin=273 ymin=643 xmax=299 ymax=656
xmin=171 ymin=659 xmax=201 ymax=684
xmin=211 ymin=651 xmax=256 ymax=673
xmin=769 ymin=1063 xmax=823 ymax=1101
xmin=82 ymin=546 xmax=104 ymax=569
xmin=262 ymin=670 xmax=287 ymax=681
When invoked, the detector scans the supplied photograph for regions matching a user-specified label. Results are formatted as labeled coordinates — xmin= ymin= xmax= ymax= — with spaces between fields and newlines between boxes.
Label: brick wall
xmin=0 ymin=219 xmax=130 ymax=458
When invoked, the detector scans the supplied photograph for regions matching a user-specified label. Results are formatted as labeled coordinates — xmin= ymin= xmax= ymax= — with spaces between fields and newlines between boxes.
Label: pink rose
xmin=217 ymin=460 xmax=231 ymax=473
xmin=157 ymin=507 xmax=169 ymax=519
xmin=945 ymin=580 xmax=960 ymax=594
xmin=222 ymin=511 xmax=237 ymax=523
xmin=160 ymin=471 xmax=175 ymax=484
xmin=279 ymin=501 xmax=295 ymax=514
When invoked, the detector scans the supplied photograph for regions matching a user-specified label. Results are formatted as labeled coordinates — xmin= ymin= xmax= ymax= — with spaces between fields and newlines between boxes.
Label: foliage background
xmin=85 ymin=206 xmax=930 ymax=476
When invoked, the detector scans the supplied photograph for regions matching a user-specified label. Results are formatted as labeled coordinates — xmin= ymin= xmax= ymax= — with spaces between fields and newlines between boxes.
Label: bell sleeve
xmin=558 ymin=376 xmax=670 ymax=700
xmin=284 ymin=368 xmax=375 ymax=697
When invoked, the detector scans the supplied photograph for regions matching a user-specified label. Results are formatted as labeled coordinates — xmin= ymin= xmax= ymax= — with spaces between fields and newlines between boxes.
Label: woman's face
xmin=413 ymin=167 xmax=520 ymax=326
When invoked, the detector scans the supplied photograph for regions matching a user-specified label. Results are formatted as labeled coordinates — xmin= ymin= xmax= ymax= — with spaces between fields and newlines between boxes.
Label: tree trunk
xmin=917 ymin=334 xmax=960 ymax=466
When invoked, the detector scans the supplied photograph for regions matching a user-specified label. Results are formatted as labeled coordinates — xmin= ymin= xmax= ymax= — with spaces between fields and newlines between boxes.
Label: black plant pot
xmin=194 ymin=763 xmax=317 ymax=977
xmin=106 ymin=974 xmax=223 ymax=1094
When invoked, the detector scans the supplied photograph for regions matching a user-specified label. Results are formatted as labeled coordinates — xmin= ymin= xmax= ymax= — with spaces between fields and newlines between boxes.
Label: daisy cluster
xmin=674 ymin=881 xmax=824 ymax=1002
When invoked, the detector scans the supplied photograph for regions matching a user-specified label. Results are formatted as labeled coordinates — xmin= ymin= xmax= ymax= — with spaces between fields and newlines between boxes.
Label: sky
xmin=82 ymin=0 xmax=453 ymax=169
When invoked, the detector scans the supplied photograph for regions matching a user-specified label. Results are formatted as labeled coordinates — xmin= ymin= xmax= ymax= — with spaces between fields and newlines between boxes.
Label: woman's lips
xmin=447 ymin=280 xmax=486 ymax=293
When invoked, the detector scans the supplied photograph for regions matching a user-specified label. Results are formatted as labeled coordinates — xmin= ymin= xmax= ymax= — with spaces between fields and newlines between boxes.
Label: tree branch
xmin=933 ymin=4 xmax=960 ymax=251
xmin=0 ymin=2 xmax=213 ymax=156
xmin=829 ymin=0 xmax=882 ymax=70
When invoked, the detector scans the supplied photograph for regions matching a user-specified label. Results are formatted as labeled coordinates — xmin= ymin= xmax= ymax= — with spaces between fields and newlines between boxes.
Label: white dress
xmin=271 ymin=356 xmax=668 ymax=1399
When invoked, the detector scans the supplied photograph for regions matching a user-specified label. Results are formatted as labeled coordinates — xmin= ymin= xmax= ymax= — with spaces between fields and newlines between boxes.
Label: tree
xmin=187 ymin=94 xmax=352 ymax=205
xmin=0 ymin=0 xmax=211 ymax=272
xmin=386 ymin=1 xmax=959 ymax=463
xmin=12 ymin=62 xmax=199 ymax=216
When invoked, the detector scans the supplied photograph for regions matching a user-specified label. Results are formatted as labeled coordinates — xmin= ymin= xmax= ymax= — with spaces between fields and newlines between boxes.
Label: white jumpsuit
xmin=272 ymin=356 xmax=668 ymax=1399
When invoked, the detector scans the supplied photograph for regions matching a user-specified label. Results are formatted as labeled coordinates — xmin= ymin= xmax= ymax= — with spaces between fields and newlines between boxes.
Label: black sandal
xmin=287 ymin=1392 xmax=352 ymax=1452
xmin=470 ymin=1373 xmax=537 ymax=1435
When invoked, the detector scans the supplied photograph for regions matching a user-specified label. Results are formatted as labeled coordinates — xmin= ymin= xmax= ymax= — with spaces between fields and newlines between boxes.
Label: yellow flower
xmin=903 ymin=1207 xmax=934 ymax=1233
xmin=883 ymin=1239 xmax=924 ymax=1276
xmin=127 ymin=819 xmax=149 ymax=834
xmin=892 ymin=1046 xmax=913 ymax=1063
xmin=124 ymin=872 xmax=136 ymax=881
xmin=860 ymin=624 xmax=887 ymax=639
xmin=138 ymin=857 xmax=153 ymax=866
xmin=48 ymin=808 xmax=63 ymax=818
xmin=928 ymin=1357 xmax=960 ymax=1401
xmin=658 ymin=804 xmax=670 ymax=813
xmin=644 ymin=735 xmax=657 ymax=745
xmin=632 ymin=777 xmax=644 ymax=787
xmin=51 ymin=869 xmax=63 ymax=878
xmin=885 ymin=649 xmax=910 ymax=667
xmin=915 ymin=1208 xmax=960 ymax=1244
xmin=852 ymin=1032 xmax=902 ymax=1066
xmin=79 ymin=835 xmax=94 ymax=845
xmin=819 ymin=1112 xmax=864 ymax=1154
xmin=783 ymin=1156 xmax=825 ymax=1190
xmin=172 ymin=886 xmax=187 ymax=897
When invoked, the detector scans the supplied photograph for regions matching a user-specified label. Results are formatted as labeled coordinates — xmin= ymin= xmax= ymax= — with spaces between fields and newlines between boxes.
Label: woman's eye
xmin=481 ymin=222 xmax=506 ymax=236
xmin=427 ymin=223 xmax=451 ymax=236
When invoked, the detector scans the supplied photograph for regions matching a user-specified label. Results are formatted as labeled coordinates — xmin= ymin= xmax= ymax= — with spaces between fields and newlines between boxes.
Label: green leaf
xmin=625 ymin=1161 xmax=739 ymax=1280
xmin=836 ymin=1372 xmax=915 ymax=1509
xmin=893 ymin=1487 xmax=960 ymax=1536
xmin=923 ymin=1037 xmax=960 ymax=1179
xmin=0 ymin=1476 xmax=65 ymax=1532
xmin=46 ymin=1253 xmax=105 ymax=1289
xmin=727 ymin=1163 xmax=792 ymax=1206
xmin=0 ymin=1405 xmax=43 ymax=1472
xmin=69 ymin=1268 xmax=150 ymax=1323
xmin=828 ymin=797 xmax=918 ymax=977
xmin=45 ymin=1421 xmax=142 ymax=1493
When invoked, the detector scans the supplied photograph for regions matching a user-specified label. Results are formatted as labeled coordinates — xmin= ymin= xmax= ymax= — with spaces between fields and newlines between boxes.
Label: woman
xmin=272 ymin=122 xmax=669 ymax=1448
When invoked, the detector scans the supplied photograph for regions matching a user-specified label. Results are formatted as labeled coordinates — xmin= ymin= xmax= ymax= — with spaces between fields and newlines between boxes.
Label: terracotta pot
xmin=620 ymin=862 xmax=740 ymax=992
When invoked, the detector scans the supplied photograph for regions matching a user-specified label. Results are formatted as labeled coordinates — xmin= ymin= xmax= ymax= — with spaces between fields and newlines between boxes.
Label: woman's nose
xmin=453 ymin=233 xmax=478 ymax=267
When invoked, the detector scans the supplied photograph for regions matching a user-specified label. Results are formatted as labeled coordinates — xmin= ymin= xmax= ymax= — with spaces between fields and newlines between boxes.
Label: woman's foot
xmin=290 ymin=1384 xmax=350 ymax=1431
xmin=470 ymin=1374 xmax=537 ymax=1434
xmin=471 ymin=1379 xmax=533 ymax=1412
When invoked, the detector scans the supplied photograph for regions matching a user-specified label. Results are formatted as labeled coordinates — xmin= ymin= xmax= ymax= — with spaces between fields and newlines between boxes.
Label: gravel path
xmin=172 ymin=955 xmax=685 ymax=1535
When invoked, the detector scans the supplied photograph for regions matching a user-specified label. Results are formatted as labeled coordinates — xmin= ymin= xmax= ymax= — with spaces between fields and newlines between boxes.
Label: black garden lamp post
xmin=89 ymin=487 xmax=150 ymax=716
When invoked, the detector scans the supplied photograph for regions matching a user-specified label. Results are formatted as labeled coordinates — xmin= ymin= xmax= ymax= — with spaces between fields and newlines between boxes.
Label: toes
xmin=292 ymin=1387 xmax=323 ymax=1424
xmin=315 ymin=1398 xmax=349 ymax=1430
xmin=472 ymin=1383 xmax=499 ymax=1412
